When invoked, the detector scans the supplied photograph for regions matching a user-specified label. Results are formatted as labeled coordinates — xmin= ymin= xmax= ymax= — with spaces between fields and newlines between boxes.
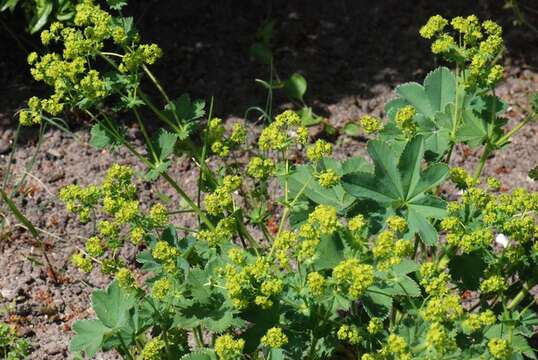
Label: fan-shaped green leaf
xmin=92 ymin=281 xmax=136 ymax=330
xmin=180 ymin=349 xmax=217 ymax=360
xmin=396 ymin=82 xmax=434 ymax=119
xmin=424 ymin=67 xmax=456 ymax=112
xmin=363 ymin=287 xmax=393 ymax=319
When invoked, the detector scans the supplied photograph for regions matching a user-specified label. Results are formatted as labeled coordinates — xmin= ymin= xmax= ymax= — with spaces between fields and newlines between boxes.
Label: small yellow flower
xmin=261 ymin=327 xmax=288 ymax=348
xmin=71 ymin=252 xmax=93 ymax=273
xmin=359 ymin=115 xmax=383 ymax=134
xmin=419 ymin=15 xmax=448 ymax=39
xmin=316 ymin=169 xmax=341 ymax=188
xmin=395 ymin=105 xmax=416 ymax=137
xmin=307 ymin=272 xmax=326 ymax=297
xmin=488 ymin=338 xmax=511 ymax=359
xmin=116 ymin=267 xmax=137 ymax=289
xmin=306 ymin=139 xmax=333 ymax=162
xmin=215 ymin=334 xmax=245 ymax=360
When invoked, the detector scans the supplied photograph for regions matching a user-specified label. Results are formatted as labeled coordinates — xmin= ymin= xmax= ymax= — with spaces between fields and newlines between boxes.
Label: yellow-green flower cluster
xmin=307 ymin=271 xmax=326 ymax=297
xmin=98 ymin=220 xmax=120 ymax=243
xmin=61 ymin=164 xmax=171 ymax=272
xmin=119 ymin=43 xmax=162 ymax=73
xmin=348 ymin=214 xmax=367 ymax=233
xmin=487 ymin=177 xmax=502 ymax=191
xmin=140 ymin=337 xmax=165 ymax=360
xmin=258 ymin=110 xmax=307 ymax=151
xmin=425 ymin=322 xmax=456 ymax=354
xmin=386 ymin=215 xmax=407 ymax=233
xmin=256 ymin=278 xmax=284 ymax=309
xmin=446 ymin=228 xmax=493 ymax=254
xmin=306 ymin=139 xmax=333 ymax=162
xmin=480 ymin=275 xmax=507 ymax=294
xmin=59 ymin=183 xmax=101 ymax=223
xmin=440 ymin=216 xmax=460 ymax=232
xmin=488 ymin=338 xmax=511 ymax=359
xmin=221 ymin=256 xmax=281 ymax=310
xmin=151 ymin=277 xmax=172 ymax=300
xmin=316 ymin=169 xmax=341 ymax=188
xmin=204 ymin=175 xmax=241 ymax=215
xmin=298 ymin=205 xmax=338 ymax=261
xmin=215 ymin=334 xmax=245 ymax=360
xmin=502 ymin=215 xmax=535 ymax=243
xmin=131 ymin=226 xmax=145 ymax=245
xmin=422 ymin=294 xmax=464 ymax=323
xmin=462 ymin=187 xmax=490 ymax=208
xmin=101 ymin=165 xmax=138 ymax=220
xmin=419 ymin=15 xmax=449 ymax=39
xmin=332 ymin=258 xmax=374 ymax=298
xmin=372 ymin=230 xmax=412 ymax=270
xmin=152 ymin=241 xmax=179 ymax=273
xmin=21 ymin=0 xmax=164 ymax=125
xmin=395 ymin=105 xmax=417 ymax=137
xmin=449 ymin=167 xmax=478 ymax=189
xmin=420 ymin=15 xmax=504 ymax=87
xmin=197 ymin=217 xmax=236 ymax=248
xmin=360 ymin=115 xmax=384 ymax=134
xmin=209 ymin=120 xmax=248 ymax=157
xmin=208 ymin=118 xmax=228 ymax=157
xmin=230 ymin=123 xmax=247 ymax=144
xmin=71 ymin=252 xmax=93 ymax=273
xmin=149 ymin=203 xmax=169 ymax=227
xmin=444 ymin=185 xmax=538 ymax=289
xmin=272 ymin=231 xmax=298 ymax=268
xmin=367 ymin=317 xmax=383 ymax=335
xmin=85 ymin=236 xmax=104 ymax=257
xmin=227 ymin=248 xmax=247 ymax=265
xmin=431 ymin=34 xmax=456 ymax=54
xmin=246 ymin=157 xmax=275 ymax=180
xmin=301 ymin=205 xmax=339 ymax=237
xmin=260 ymin=327 xmax=288 ymax=348
xmin=337 ymin=324 xmax=362 ymax=345
xmin=461 ymin=310 xmax=496 ymax=333
xmin=116 ymin=267 xmax=137 ymax=289
xmin=378 ymin=334 xmax=410 ymax=359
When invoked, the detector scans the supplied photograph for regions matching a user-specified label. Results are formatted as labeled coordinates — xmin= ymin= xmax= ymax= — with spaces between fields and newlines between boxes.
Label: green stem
xmin=473 ymin=146 xmax=491 ymax=179
xmin=507 ymin=280 xmax=538 ymax=311
xmin=194 ymin=326 xmax=205 ymax=347
xmin=198 ymin=97 xmax=214 ymax=224
xmin=118 ymin=335 xmax=135 ymax=360
xmin=445 ymin=143 xmax=455 ymax=165
xmin=133 ymin=106 xmax=158 ymax=162
xmin=276 ymin=157 xmax=290 ymax=237
xmin=142 ymin=64 xmax=172 ymax=105
xmin=161 ymin=173 xmax=214 ymax=230
xmin=237 ymin=216 xmax=260 ymax=252
xmin=86 ymin=110 xmax=214 ymax=230
xmin=137 ymin=90 xmax=181 ymax=132
xmin=496 ymin=114 xmax=534 ymax=147
xmin=137 ymin=90 xmax=218 ymax=189
xmin=307 ymin=334 xmax=319 ymax=360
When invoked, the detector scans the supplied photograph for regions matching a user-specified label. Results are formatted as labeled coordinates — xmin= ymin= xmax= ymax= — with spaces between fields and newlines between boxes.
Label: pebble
xmin=49 ymin=169 xmax=65 ymax=182
xmin=43 ymin=341 xmax=63 ymax=355
xmin=0 ymin=138 xmax=11 ymax=154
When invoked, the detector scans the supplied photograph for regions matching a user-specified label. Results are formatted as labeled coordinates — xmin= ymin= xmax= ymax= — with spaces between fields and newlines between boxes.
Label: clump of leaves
xmin=19 ymin=6 xmax=538 ymax=360
xmin=1 ymin=0 xmax=79 ymax=33
xmin=0 ymin=323 xmax=30 ymax=359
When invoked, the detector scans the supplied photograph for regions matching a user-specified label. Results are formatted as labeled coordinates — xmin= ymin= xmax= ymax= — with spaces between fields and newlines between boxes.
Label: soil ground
xmin=1 ymin=0 xmax=538 ymax=358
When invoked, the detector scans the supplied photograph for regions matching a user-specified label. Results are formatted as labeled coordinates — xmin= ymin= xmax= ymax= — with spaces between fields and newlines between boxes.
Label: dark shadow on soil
xmin=1 ymin=0 xmax=538 ymax=132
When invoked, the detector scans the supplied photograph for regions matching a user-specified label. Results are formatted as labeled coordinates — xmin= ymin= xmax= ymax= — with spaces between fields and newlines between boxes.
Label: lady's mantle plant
xmin=20 ymin=4 xmax=538 ymax=359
